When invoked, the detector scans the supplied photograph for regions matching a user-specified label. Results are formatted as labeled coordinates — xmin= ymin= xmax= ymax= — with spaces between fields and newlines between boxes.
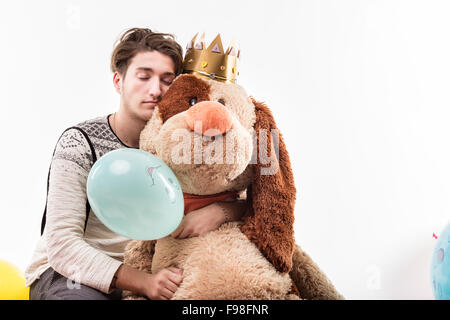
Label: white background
xmin=0 ymin=0 xmax=449 ymax=299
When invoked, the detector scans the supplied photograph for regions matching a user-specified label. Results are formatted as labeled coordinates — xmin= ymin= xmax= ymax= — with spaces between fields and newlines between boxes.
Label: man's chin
xmin=140 ymin=108 xmax=155 ymax=122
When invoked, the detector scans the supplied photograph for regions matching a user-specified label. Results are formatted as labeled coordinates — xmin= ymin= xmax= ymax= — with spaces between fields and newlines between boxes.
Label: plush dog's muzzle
xmin=185 ymin=101 xmax=233 ymax=136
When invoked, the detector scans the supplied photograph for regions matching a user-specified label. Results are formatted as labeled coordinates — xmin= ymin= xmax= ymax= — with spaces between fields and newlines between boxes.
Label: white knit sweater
xmin=25 ymin=115 xmax=132 ymax=294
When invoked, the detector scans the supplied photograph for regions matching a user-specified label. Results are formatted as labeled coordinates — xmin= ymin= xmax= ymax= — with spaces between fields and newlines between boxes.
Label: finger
xmin=171 ymin=225 xmax=184 ymax=238
xmin=167 ymin=266 xmax=183 ymax=275
xmin=165 ymin=279 xmax=179 ymax=293
xmin=161 ymin=288 xmax=174 ymax=300
xmin=168 ymin=271 xmax=183 ymax=285
xmin=177 ymin=228 xmax=191 ymax=239
xmin=164 ymin=267 xmax=183 ymax=284
xmin=157 ymin=294 xmax=168 ymax=300
xmin=171 ymin=218 xmax=186 ymax=237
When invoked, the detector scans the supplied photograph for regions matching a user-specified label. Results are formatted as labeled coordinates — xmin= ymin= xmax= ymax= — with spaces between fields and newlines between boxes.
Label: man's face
xmin=114 ymin=50 xmax=176 ymax=121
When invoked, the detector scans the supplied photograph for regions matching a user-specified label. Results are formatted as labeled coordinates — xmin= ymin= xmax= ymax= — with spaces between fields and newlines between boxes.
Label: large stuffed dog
xmin=122 ymin=35 xmax=343 ymax=300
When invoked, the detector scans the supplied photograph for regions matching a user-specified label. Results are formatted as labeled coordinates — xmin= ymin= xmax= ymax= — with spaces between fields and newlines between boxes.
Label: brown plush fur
xmin=153 ymin=222 xmax=299 ymax=299
xmin=240 ymin=99 xmax=296 ymax=273
xmin=158 ymin=74 xmax=211 ymax=123
xmin=289 ymin=245 xmax=344 ymax=300
xmin=123 ymin=74 xmax=344 ymax=300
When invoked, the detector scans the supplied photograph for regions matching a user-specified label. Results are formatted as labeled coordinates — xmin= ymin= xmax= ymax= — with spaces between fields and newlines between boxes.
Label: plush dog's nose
xmin=185 ymin=101 xmax=233 ymax=136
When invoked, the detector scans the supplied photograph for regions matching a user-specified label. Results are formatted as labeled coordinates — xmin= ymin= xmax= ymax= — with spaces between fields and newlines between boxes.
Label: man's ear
xmin=239 ymin=98 xmax=296 ymax=273
xmin=113 ymin=72 xmax=122 ymax=94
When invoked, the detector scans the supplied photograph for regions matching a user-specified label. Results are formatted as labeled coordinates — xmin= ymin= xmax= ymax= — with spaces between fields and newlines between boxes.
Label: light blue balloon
xmin=87 ymin=149 xmax=184 ymax=240
xmin=431 ymin=221 xmax=450 ymax=300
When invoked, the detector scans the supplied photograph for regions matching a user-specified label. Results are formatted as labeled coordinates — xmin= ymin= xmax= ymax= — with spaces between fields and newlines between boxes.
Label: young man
xmin=25 ymin=28 xmax=247 ymax=300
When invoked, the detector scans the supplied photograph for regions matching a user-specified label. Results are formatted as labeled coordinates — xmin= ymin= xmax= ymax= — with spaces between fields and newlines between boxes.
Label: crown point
xmin=193 ymin=32 xmax=205 ymax=50
xmin=190 ymin=33 xmax=199 ymax=44
xmin=207 ymin=34 xmax=224 ymax=54
xmin=211 ymin=44 xmax=221 ymax=53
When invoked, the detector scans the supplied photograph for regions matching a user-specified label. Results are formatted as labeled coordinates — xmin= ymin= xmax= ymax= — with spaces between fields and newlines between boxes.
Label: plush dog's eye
xmin=218 ymin=99 xmax=225 ymax=106
xmin=189 ymin=97 xmax=197 ymax=106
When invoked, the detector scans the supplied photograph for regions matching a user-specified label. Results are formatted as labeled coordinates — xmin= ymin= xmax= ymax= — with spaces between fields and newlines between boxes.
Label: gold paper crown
xmin=183 ymin=33 xmax=240 ymax=83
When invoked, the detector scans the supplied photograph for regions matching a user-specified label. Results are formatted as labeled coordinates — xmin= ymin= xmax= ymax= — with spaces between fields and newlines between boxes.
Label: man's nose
xmin=148 ymin=78 xmax=162 ymax=98
xmin=185 ymin=101 xmax=233 ymax=136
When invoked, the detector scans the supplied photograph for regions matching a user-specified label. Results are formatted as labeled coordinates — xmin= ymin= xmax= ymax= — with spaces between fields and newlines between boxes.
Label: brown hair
xmin=110 ymin=28 xmax=183 ymax=77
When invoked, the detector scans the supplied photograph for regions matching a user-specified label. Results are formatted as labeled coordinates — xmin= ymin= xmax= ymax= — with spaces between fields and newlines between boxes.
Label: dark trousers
xmin=29 ymin=267 xmax=122 ymax=300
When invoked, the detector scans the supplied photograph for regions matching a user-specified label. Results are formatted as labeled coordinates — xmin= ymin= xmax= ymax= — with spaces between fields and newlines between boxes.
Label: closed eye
xmin=218 ymin=99 xmax=225 ymax=105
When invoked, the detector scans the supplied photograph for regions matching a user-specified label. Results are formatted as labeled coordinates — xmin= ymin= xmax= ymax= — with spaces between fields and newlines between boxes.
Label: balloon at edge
xmin=0 ymin=260 xmax=30 ymax=300
xmin=87 ymin=149 xmax=184 ymax=240
xmin=431 ymin=221 xmax=450 ymax=300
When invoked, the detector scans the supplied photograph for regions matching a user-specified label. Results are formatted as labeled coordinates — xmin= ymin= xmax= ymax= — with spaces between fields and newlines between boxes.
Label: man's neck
xmin=112 ymin=108 xmax=147 ymax=149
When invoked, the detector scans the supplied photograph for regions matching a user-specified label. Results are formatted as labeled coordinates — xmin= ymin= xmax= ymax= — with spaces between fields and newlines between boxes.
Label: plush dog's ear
xmin=240 ymin=98 xmax=296 ymax=273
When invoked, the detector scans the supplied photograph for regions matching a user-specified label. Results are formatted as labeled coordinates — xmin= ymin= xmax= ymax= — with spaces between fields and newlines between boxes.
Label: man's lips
xmin=142 ymin=101 xmax=158 ymax=107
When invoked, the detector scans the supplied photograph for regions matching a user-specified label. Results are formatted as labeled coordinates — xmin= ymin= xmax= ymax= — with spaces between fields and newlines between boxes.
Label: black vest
xmin=40 ymin=126 xmax=97 ymax=235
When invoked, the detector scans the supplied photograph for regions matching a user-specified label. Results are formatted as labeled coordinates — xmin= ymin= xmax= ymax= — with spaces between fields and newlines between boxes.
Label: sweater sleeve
xmin=44 ymin=128 xmax=122 ymax=294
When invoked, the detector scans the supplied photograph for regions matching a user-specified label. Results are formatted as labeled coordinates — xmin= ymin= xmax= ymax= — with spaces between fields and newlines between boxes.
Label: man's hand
xmin=171 ymin=200 xmax=248 ymax=239
xmin=142 ymin=267 xmax=184 ymax=300
xmin=171 ymin=203 xmax=224 ymax=239
xmin=113 ymin=264 xmax=183 ymax=300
